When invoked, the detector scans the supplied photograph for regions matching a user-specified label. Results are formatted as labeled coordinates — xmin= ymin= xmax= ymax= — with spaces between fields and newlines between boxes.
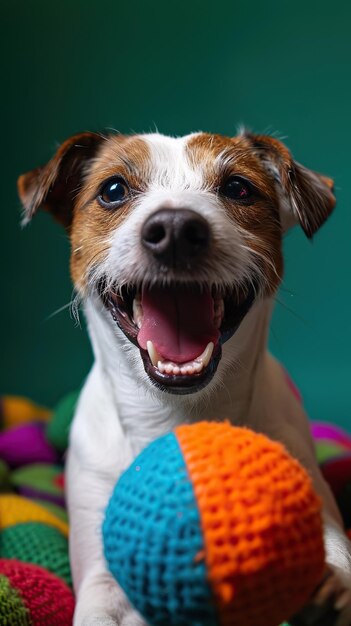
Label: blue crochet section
xmin=103 ymin=432 xmax=218 ymax=626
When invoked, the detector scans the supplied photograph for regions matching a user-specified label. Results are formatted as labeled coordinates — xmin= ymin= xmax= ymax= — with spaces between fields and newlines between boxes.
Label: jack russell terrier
xmin=18 ymin=130 xmax=351 ymax=626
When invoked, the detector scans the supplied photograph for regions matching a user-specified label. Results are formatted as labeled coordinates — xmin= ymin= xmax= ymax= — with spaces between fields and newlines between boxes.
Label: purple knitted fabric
xmin=0 ymin=423 xmax=58 ymax=467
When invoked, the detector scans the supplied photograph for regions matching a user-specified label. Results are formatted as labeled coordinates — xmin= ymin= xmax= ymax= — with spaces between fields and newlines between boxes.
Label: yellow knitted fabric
xmin=0 ymin=495 xmax=68 ymax=537
xmin=1 ymin=396 xmax=52 ymax=429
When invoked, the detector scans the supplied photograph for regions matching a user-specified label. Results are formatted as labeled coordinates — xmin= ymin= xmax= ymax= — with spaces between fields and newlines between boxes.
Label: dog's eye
xmin=98 ymin=177 xmax=129 ymax=207
xmin=221 ymin=176 xmax=255 ymax=202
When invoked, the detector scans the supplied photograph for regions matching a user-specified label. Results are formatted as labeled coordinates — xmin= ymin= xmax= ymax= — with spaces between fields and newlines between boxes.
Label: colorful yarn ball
xmin=312 ymin=421 xmax=351 ymax=464
xmin=32 ymin=499 xmax=68 ymax=524
xmin=0 ymin=522 xmax=71 ymax=587
xmin=0 ymin=423 xmax=57 ymax=468
xmin=46 ymin=390 xmax=80 ymax=454
xmin=311 ymin=422 xmax=351 ymax=530
xmin=0 ymin=559 xmax=74 ymax=626
xmin=0 ymin=494 xmax=68 ymax=537
xmin=0 ymin=574 xmax=28 ymax=625
xmin=11 ymin=463 xmax=65 ymax=508
xmin=0 ymin=396 xmax=51 ymax=430
xmin=103 ymin=422 xmax=325 ymax=626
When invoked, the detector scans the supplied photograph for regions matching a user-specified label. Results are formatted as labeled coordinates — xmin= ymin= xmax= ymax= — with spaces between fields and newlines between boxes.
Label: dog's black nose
xmin=141 ymin=208 xmax=211 ymax=266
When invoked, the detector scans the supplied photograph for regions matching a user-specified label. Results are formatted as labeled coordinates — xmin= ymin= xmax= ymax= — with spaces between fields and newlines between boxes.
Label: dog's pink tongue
xmin=137 ymin=286 xmax=219 ymax=363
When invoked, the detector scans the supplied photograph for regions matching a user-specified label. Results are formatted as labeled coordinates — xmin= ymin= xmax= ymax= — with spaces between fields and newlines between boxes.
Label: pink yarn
xmin=311 ymin=422 xmax=351 ymax=450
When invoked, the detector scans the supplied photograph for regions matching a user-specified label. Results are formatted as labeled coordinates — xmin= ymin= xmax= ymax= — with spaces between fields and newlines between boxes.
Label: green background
xmin=1 ymin=1 xmax=350 ymax=427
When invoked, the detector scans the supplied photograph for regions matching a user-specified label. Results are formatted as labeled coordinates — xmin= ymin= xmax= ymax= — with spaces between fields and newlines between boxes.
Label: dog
xmin=18 ymin=129 xmax=351 ymax=626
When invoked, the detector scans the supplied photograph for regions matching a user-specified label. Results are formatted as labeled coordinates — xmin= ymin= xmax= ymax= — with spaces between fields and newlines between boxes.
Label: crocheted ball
xmin=0 ymin=395 xmax=51 ymax=430
xmin=0 ymin=574 xmax=28 ymax=625
xmin=46 ymin=390 xmax=80 ymax=453
xmin=11 ymin=463 xmax=65 ymax=508
xmin=103 ymin=422 xmax=325 ymax=626
xmin=0 ymin=494 xmax=68 ymax=537
xmin=312 ymin=422 xmax=351 ymax=464
xmin=0 ymin=559 xmax=74 ymax=625
xmin=0 ymin=423 xmax=57 ymax=467
xmin=0 ymin=522 xmax=71 ymax=586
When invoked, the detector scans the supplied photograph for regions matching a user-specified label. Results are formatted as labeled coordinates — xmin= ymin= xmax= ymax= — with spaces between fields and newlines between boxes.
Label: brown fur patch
xmin=19 ymin=130 xmax=335 ymax=298
xmin=186 ymin=133 xmax=284 ymax=293
xmin=18 ymin=132 xmax=104 ymax=227
xmin=70 ymin=136 xmax=152 ymax=291
xmin=243 ymin=133 xmax=336 ymax=238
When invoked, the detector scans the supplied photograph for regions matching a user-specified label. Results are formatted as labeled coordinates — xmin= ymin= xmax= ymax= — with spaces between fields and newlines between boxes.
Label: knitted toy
xmin=0 ymin=392 xmax=76 ymax=626
xmin=103 ymin=421 xmax=326 ymax=626
xmin=0 ymin=559 xmax=74 ymax=625
xmin=1 ymin=389 xmax=351 ymax=626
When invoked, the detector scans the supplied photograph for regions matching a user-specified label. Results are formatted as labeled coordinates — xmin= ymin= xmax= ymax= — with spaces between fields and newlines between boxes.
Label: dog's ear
xmin=244 ymin=133 xmax=336 ymax=238
xmin=18 ymin=132 xmax=104 ymax=228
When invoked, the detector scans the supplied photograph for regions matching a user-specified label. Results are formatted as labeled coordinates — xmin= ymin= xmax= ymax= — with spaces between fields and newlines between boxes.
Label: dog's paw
xmin=78 ymin=609 xmax=147 ymax=626
xmin=313 ymin=567 xmax=351 ymax=626
xmin=80 ymin=615 xmax=119 ymax=626
xmin=120 ymin=611 xmax=148 ymax=626
xmin=290 ymin=567 xmax=351 ymax=626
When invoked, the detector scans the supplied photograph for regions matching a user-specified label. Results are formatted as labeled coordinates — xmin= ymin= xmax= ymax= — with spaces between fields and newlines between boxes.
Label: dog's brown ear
xmin=18 ymin=132 xmax=104 ymax=228
xmin=244 ymin=133 xmax=336 ymax=238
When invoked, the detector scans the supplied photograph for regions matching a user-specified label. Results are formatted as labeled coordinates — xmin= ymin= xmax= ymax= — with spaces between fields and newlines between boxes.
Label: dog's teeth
xmin=146 ymin=340 xmax=161 ymax=367
xmin=132 ymin=297 xmax=143 ymax=329
xmin=195 ymin=342 xmax=214 ymax=368
xmin=153 ymin=342 xmax=215 ymax=376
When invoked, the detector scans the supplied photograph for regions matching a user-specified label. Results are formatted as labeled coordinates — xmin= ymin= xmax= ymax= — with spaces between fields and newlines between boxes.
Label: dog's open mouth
xmin=99 ymin=281 xmax=256 ymax=394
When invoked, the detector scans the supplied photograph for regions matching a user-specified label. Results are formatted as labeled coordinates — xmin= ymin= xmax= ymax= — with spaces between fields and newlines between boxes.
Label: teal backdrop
xmin=1 ymin=1 xmax=350 ymax=427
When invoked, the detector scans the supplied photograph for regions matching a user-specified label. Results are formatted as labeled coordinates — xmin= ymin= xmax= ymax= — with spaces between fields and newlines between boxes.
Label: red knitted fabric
xmin=0 ymin=559 xmax=74 ymax=625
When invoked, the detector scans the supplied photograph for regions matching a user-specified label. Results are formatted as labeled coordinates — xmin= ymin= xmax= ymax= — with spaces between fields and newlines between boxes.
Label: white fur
xmin=91 ymin=133 xmax=266 ymax=299
xmin=143 ymin=133 xmax=204 ymax=192
xmin=66 ymin=133 xmax=351 ymax=626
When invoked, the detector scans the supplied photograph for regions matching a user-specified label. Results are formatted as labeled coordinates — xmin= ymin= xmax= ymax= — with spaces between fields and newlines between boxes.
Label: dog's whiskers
xmin=45 ymin=289 xmax=82 ymax=326
xmin=70 ymin=291 xmax=83 ymax=327
xmin=274 ymin=296 xmax=309 ymax=326
xmin=45 ymin=302 xmax=73 ymax=321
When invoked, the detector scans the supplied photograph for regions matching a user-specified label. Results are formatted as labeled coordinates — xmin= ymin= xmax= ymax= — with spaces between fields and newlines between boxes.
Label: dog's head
xmin=18 ymin=131 xmax=335 ymax=395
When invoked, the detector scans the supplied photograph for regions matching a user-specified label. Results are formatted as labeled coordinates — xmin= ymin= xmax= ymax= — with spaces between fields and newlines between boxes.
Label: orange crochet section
xmin=176 ymin=422 xmax=325 ymax=626
xmin=0 ymin=495 xmax=68 ymax=537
